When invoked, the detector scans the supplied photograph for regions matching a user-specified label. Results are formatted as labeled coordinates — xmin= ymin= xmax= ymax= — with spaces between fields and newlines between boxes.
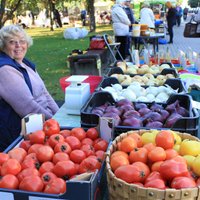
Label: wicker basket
xmin=106 ymin=130 xmax=200 ymax=200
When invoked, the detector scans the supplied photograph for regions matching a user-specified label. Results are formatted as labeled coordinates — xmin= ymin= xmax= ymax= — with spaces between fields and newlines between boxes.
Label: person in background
xmin=124 ymin=0 xmax=135 ymax=57
xmin=0 ymin=25 xmax=59 ymax=151
xmin=80 ymin=9 xmax=87 ymax=26
xmin=183 ymin=7 xmax=189 ymax=21
xmin=111 ymin=0 xmax=131 ymax=60
xmin=53 ymin=9 xmax=62 ymax=28
xmin=139 ymin=2 xmax=155 ymax=29
xmin=175 ymin=4 xmax=183 ymax=26
xmin=165 ymin=1 xmax=176 ymax=44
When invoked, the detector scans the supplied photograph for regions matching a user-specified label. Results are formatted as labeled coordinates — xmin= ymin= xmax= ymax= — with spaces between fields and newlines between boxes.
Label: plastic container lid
xmin=60 ymin=75 xmax=102 ymax=93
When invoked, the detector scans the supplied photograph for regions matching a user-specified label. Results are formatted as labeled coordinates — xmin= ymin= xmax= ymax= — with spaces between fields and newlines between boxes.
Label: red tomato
xmin=19 ymin=175 xmax=44 ymax=192
xmin=95 ymin=150 xmax=105 ymax=161
xmin=171 ymin=176 xmax=196 ymax=189
xmin=21 ymin=157 xmax=39 ymax=170
xmin=144 ymin=179 xmax=166 ymax=189
xmin=0 ymin=153 xmax=9 ymax=165
xmin=43 ymin=177 xmax=66 ymax=194
xmin=148 ymin=146 xmax=166 ymax=162
xmin=81 ymin=144 xmax=95 ymax=157
xmin=131 ymin=162 xmax=150 ymax=183
xmin=1 ymin=158 xmax=21 ymax=176
xmin=52 ymin=152 xmax=70 ymax=164
xmin=48 ymin=134 xmax=65 ymax=148
xmin=59 ymin=130 xmax=71 ymax=138
xmin=155 ymin=130 xmax=174 ymax=150
xmin=43 ymin=119 xmax=60 ymax=137
xmin=53 ymin=160 xmax=76 ymax=179
xmin=41 ymin=172 xmax=57 ymax=186
xmin=165 ymin=149 xmax=179 ymax=160
xmin=145 ymin=171 xmax=164 ymax=184
xmin=54 ymin=142 xmax=72 ymax=154
xmin=39 ymin=161 xmax=54 ymax=174
xmin=79 ymin=156 xmax=101 ymax=174
xmin=93 ymin=139 xmax=108 ymax=152
xmin=128 ymin=133 xmax=143 ymax=148
xmin=28 ymin=144 xmax=43 ymax=154
xmin=0 ymin=174 xmax=19 ymax=189
xmin=70 ymin=149 xmax=86 ymax=164
xmin=19 ymin=140 xmax=32 ymax=151
xmin=159 ymin=159 xmax=189 ymax=180
xmin=8 ymin=147 xmax=27 ymax=163
xmin=71 ymin=127 xmax=86 ymax=141
xmin=17 ymin=167 xmax=40 ymax=182
xmin=151 ymin=161 xmax=164 ymax=172
xmin=65 ymin=136 xmax=81 ymax=150
xmin=196 ymin=177 xmax=200 ymax=186
xmin=129 ymin=147 xmax=148 ymax=164
xmin=81 ymin=138 xmax=94 ymax=146
xmin=28 ymin=130 xmax=46 ymax=144
xmin=36 ymin=145 xmax=54 ymax=163
xmin=115 ymin=164 xmax=146 ymax=183
xmin=86 ymin=128 xmax=99 ymax=140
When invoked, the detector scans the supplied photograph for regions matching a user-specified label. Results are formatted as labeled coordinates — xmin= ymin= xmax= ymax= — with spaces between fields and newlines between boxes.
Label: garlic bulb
xmin=111 ymin=84 xmax=123 ymax=92
xmin=121 ymin=89 xmax=136 ymax=101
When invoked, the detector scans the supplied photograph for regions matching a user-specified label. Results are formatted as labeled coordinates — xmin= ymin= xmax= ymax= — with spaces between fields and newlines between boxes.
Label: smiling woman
xmin=0 ymin=25 xmax=59 ymax=151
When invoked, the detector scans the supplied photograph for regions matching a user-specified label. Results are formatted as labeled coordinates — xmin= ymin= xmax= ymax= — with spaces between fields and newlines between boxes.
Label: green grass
xmin=26 ymin=25 xmax=113 ymax=101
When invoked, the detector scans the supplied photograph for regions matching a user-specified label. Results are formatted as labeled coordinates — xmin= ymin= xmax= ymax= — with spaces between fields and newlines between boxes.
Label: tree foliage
xmin=188 ymin=0 xmax=199 ymax=8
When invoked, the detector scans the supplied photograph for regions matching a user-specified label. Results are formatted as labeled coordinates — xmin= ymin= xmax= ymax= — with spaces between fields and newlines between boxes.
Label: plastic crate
xmin=59 ymin=75 xmax=102 ymax=93
xmin=81 ymin=92 xmax=199 ymax=137
xmin=1 ymin=127 xmax=108 ymax=200
xmin=97 ymin=77 xmax=185 ymax=92
xmin=105 ymin=65 xmax=178 ymax=78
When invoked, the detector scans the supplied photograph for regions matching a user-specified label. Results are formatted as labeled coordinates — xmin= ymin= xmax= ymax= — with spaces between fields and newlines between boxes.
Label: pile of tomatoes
xmin=109 ymin=130 xmax=200 ymax=189
xmin=0 ymin=119 xmax=108 ymax=194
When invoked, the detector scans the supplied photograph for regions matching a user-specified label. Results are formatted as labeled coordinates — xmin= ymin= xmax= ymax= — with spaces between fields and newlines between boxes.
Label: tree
xmin=0 ymin=0 xmax=22 ymax=28
xmin=87 ymin=0 xmax=96 ymax=32
xmin=188 ymin=0 xmax=199 ymax=8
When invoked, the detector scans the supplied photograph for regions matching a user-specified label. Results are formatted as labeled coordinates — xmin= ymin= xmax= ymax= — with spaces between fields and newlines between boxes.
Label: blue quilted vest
xmin=0 ymin=52 xmax=35 ymax=151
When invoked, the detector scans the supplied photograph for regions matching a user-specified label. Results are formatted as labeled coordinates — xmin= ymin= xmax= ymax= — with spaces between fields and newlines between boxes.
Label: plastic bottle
xmin=195 ymin=53 xmax=200 ymax=73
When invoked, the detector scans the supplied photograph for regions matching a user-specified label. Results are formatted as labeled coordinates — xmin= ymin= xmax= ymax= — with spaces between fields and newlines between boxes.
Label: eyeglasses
xmin=7 ymin=39 xmax=27 ymax=46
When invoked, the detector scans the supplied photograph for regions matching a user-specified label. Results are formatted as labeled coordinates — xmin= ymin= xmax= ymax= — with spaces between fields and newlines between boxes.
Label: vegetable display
xmin=0 ymin=120 xmax=108 ymax=194
xmin=106 ymin=130 xmax=200 ymax=190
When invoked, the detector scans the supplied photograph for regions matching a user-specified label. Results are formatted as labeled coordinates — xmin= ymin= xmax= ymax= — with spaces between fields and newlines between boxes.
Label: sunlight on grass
xmin=26 ymin=24 xmax=113 ymax=101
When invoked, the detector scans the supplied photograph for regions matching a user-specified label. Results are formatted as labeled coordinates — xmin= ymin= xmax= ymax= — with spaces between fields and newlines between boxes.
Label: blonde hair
xmin=0 ymin=25 xmax=33 ymax=51
xmin=166 ymin=1 xmax=172 ymax=8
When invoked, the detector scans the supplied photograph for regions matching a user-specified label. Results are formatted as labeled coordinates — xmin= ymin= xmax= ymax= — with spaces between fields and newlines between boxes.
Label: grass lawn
xmin=26 ymin=24 xmax=113 ymax=101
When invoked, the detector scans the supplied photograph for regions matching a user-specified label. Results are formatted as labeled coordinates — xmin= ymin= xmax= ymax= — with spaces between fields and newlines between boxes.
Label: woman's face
xmin=4 ymin=33 xmax=28 ymax=63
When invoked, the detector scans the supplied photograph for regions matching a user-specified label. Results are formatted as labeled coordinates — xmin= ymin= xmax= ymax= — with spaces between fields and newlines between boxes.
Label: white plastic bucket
xmin=132 ymin=30 xmax=140 ymax=36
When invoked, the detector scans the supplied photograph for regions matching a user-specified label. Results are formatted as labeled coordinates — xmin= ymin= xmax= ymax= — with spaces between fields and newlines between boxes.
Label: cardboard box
xmin=0 ymin=115 xmax=112 ymax=200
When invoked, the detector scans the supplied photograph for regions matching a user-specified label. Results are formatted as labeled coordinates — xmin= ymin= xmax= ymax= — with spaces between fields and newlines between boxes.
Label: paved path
xmin=158 ymin=15 xmax=200 ymax=58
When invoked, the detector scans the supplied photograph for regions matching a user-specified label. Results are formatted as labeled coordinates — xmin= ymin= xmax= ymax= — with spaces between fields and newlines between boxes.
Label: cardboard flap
xmin=98 ymin=117 xmax=114 ymax=142
xmin=21 ymin=113 xmax=45 ymax=136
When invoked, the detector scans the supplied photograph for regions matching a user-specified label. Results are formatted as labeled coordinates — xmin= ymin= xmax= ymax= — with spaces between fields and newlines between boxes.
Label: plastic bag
xmin=63 ymin=27 xmax=88 ymax=40
xmin=79 ymin=28 xmax=88 ymax=38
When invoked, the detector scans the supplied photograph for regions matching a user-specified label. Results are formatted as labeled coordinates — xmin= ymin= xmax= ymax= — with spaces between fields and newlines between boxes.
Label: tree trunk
xmin=88 ymin=0 xmax=96 ymax=32
xmin=48 ymin=0 xmax=54 ymax=31
xmin=0 ymin=0 xmax=22 ymax=28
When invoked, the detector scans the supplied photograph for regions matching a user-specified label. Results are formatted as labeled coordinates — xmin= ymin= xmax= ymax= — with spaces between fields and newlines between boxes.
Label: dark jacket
xmin=0 ymin=52 xmax=35 ymax=151
xmin=124 ymin=7 xmax=135 ymax=31
xmin=166 ymin=7 xmax=177 ymax=26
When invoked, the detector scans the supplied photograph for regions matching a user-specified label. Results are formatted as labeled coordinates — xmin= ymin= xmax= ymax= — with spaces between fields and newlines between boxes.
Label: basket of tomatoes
xmin=106 ymin=129 xmax=200 ymax=200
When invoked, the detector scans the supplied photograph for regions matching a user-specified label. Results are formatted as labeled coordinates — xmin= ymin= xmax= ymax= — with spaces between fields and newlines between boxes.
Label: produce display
xmin=116 ymin=61 xmax=172 ymax=75
xmin=110 ymin=73 xmax=176 ymax=86
xmin=106 ymin=130 xmax=200 ymax=190
xmin=91 ymin=98 xmax=189 ymax=128
xmin=101 ymin=82 xmax=180 ymax=102
xmin=0 ymin=119 xmax=108 ymax=194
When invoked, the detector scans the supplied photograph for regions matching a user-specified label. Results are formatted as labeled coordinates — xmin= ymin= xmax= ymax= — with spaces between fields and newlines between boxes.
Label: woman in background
xmin=111 ymin=0 xmax=131 ymax=60
xmin=139 ymin=2 xmax=155 ymax=29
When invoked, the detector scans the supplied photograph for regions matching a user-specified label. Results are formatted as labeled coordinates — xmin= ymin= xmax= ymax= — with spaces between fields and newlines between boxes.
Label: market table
xmin=131 ymin=32 xmax=165 ymax=56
